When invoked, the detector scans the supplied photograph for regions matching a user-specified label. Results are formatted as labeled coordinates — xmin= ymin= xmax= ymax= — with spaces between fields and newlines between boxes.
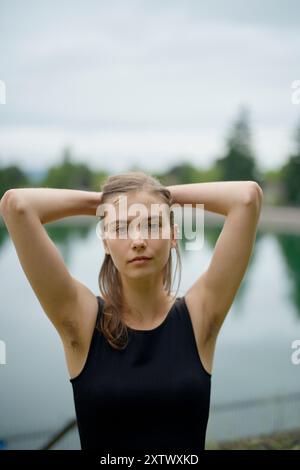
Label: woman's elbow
xmin=244 ymin=182 xmax=264 ymax=207
xmin=0 ymin=189 xmax=27 ymax=215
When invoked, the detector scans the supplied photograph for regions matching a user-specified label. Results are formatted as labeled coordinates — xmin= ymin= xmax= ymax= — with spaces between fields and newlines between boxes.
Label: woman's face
xmin=101 ymin=190 xmax=178 ymax=280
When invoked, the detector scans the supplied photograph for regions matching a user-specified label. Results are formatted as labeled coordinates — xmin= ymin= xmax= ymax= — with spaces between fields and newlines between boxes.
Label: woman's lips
xmin=130 ymin=258 xmax=151 ymax=264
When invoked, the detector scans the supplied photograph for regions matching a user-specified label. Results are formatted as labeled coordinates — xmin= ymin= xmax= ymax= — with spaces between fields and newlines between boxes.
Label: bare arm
xmin=0 ymin=188 xmax=102 ymax=346
xmin=167 ymin=180 xmax=263 ymax=216
xmin=166 ymin=180 xmax=263 ymax=341
xmin=0 ymin=187 xmax=102 ymax=225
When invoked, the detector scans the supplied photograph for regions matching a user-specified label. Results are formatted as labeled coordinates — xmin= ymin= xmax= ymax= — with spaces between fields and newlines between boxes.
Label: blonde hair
xmin=97 ymin=171 xmax=182 ymax=350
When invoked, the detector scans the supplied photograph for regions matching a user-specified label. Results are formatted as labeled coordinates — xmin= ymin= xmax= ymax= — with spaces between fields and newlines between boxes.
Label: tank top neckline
xmin=103 ymin=296 xmax=181 ymax=334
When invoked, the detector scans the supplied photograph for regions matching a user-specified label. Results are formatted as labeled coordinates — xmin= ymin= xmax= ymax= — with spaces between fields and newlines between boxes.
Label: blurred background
xmin=0 ymin=0 xmax=300 ymax=450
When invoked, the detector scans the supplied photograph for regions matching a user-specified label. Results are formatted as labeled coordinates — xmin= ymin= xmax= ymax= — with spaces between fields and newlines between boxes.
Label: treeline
xmin=1 ymin=107 xmax=300 ymax=206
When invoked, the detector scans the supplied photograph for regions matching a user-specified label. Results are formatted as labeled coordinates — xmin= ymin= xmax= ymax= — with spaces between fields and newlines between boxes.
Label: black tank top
xmin=70 ymin=295 xmax=212 ymax=454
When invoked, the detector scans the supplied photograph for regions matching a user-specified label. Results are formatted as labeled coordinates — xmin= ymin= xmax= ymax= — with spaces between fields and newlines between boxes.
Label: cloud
xmin=0 ymin=0 xmax=299 ymax=172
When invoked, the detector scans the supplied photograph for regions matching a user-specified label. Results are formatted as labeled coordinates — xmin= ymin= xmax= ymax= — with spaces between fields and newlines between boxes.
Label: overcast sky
xmin=0 ymin=0 xmax=300 ymax=174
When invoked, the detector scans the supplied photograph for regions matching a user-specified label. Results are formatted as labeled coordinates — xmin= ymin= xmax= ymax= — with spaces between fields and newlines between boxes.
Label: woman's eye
xmin=114 ymin=221 xmax=162 ymax=237
xmin=114 ymin=225 xmax=127 ymax=235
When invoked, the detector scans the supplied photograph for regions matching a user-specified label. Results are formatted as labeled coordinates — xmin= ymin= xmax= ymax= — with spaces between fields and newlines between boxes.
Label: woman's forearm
xmin=166 ymin=181 xmax=262 ymax=216
xmin=1 ymin=188 xmax=102 ymax=224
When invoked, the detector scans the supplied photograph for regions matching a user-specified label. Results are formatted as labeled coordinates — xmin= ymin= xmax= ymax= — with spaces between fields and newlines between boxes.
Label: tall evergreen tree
xmin=215 ymin=106 xmax=262 ymax=184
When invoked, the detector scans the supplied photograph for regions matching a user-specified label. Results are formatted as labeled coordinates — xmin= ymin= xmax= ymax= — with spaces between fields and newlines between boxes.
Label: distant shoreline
xmin=1 ymin=204 xmax=300 ymax=234
xmin=204 ymin=205 xmax=300 ymax=235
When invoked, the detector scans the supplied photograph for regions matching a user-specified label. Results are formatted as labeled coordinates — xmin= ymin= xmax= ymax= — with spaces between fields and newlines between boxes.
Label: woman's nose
xmin=131 ymin=228 xmax=147 ymax=244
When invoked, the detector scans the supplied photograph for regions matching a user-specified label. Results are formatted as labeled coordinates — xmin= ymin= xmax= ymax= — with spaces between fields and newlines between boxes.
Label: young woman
xmin=0 ymin=171 xmax=263 ymax=454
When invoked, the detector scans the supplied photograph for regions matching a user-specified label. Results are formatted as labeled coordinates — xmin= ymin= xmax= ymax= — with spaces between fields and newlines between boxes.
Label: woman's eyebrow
xmin=109 ymin=215 xmax=162 ymax=227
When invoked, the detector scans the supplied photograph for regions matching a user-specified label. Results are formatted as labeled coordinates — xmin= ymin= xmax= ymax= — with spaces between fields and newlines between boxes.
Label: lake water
xmin=0 ymin=217 xmax=300 ymax=449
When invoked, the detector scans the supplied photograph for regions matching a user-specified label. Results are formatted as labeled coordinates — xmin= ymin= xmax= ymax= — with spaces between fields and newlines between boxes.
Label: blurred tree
xmin=161 ymin=161 xmax=205 ymax=185
xmin=281 ymin=121 xmax=300 ymax=206
xmin=41 ymin=147 xmax=94 ymax=190
xmin=214 ymin=106 xmax=263 ymax=185
xmin=0 ymin=164 xmax=29 ymax=198
xmin=91 ymin=169 xmax=109 ymax=192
